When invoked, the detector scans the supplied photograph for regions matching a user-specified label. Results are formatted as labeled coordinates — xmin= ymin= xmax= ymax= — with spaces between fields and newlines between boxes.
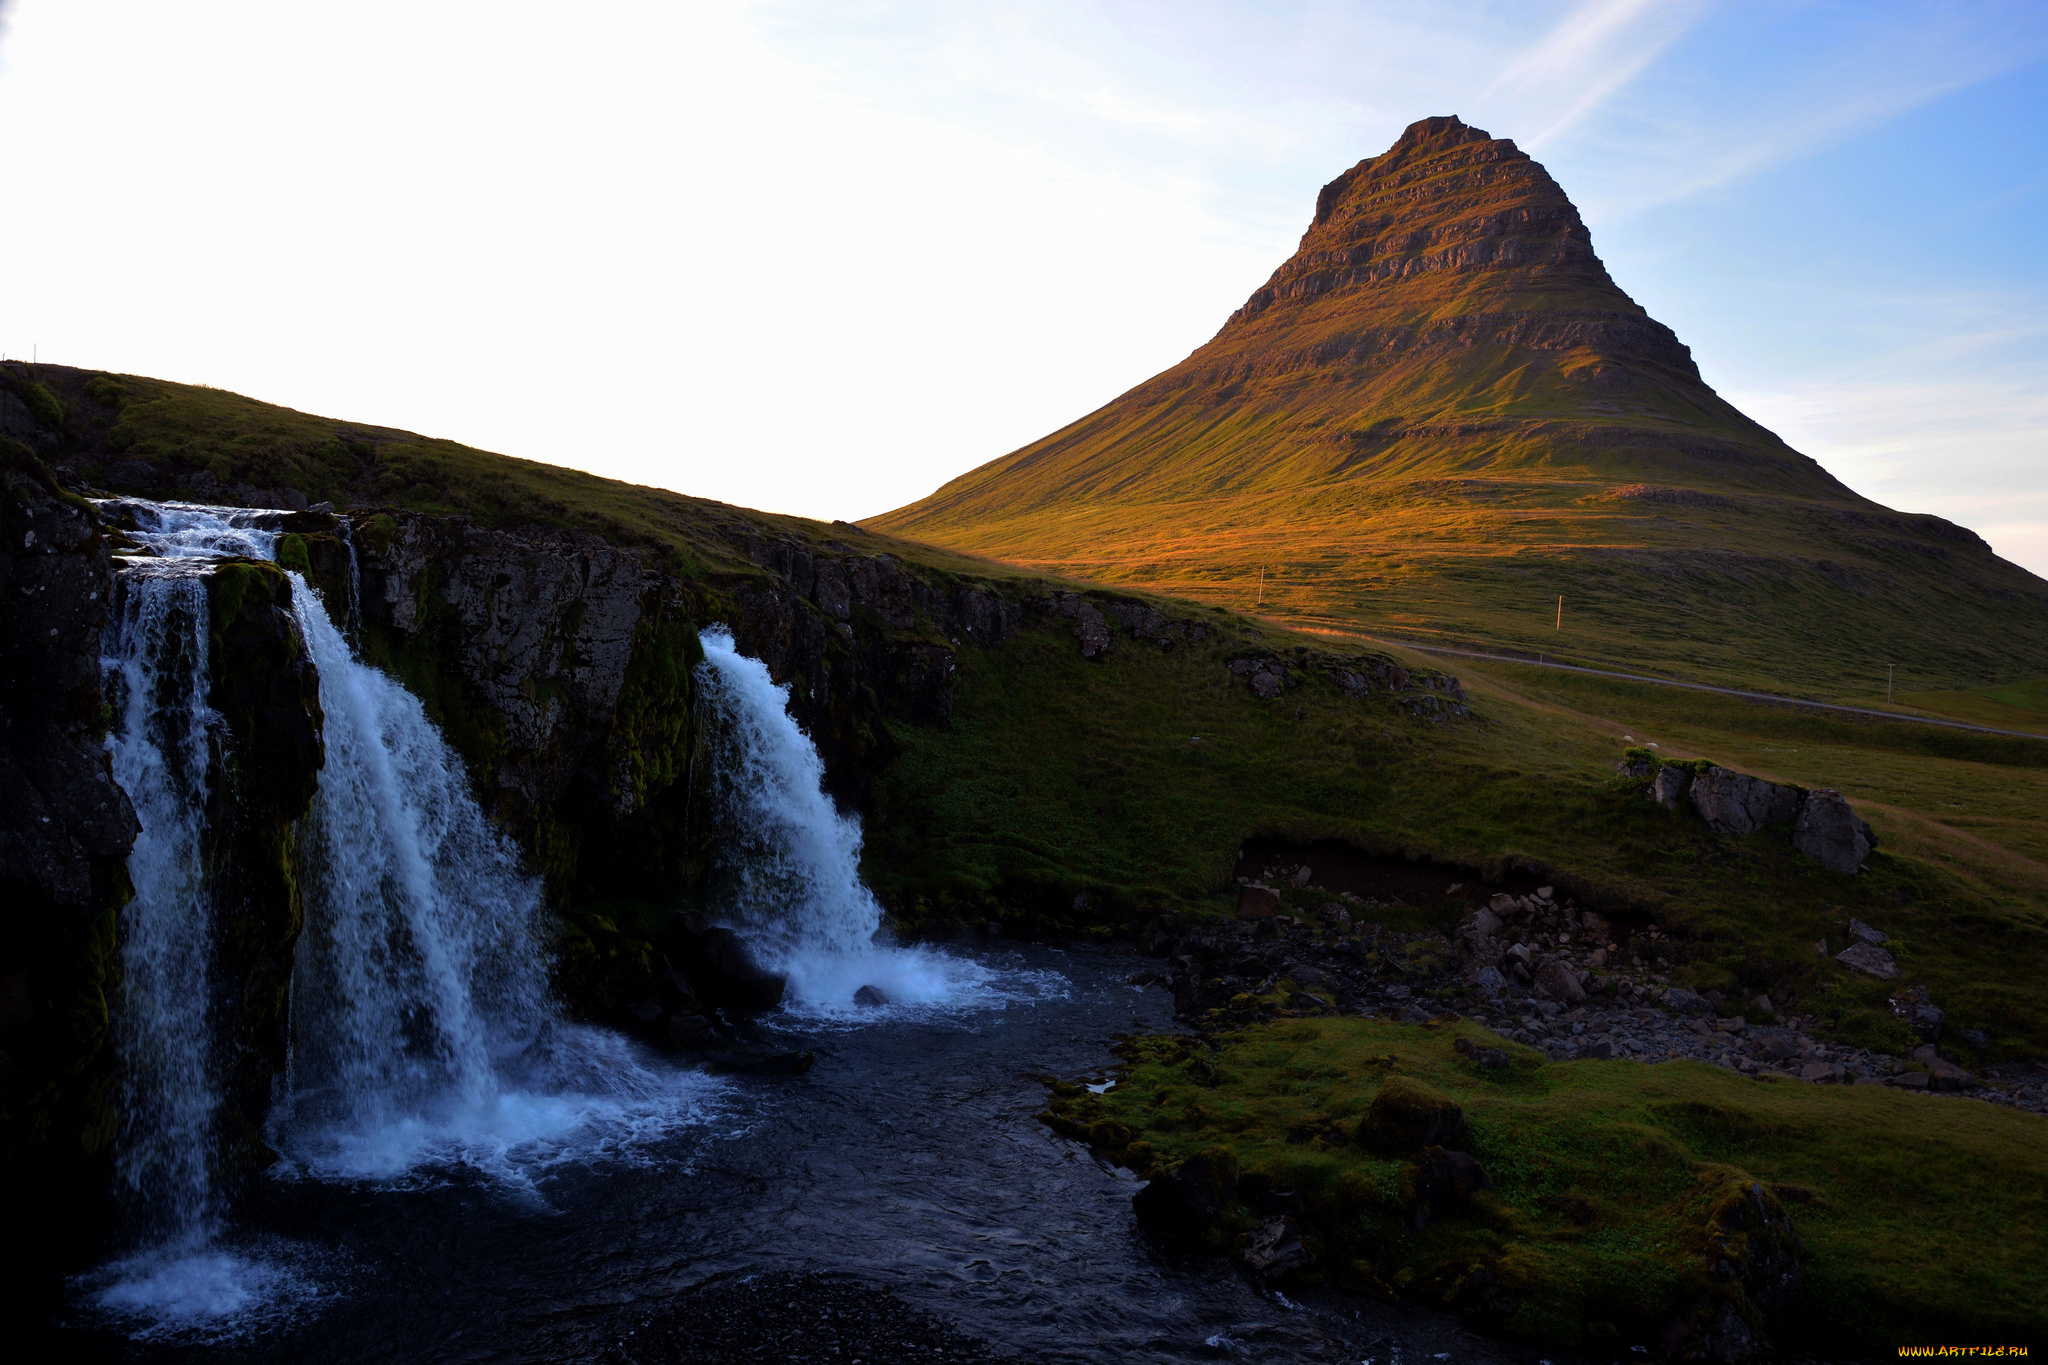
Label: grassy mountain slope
xmin=869 ymin=116 xmax=2048 ymax=698
xmin=11 ymin=358 xmax=2046 ymax=1051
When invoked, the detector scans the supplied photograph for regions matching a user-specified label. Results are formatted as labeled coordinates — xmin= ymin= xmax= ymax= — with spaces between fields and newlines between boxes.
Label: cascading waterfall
xmin=87 ymin=502 xmax=718 ymax=1334
xmin=270 ymin=582 xmax=562 ymax=1177
xmin=104 ymin=569 xmax=224 ymax=1250
xmin=695 ymin=628 xmax=998 ymax=1014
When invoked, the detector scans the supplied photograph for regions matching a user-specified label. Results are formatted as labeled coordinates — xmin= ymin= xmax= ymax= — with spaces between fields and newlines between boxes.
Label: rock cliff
xmin=0 ymin=445 xmax=135 ymax=1240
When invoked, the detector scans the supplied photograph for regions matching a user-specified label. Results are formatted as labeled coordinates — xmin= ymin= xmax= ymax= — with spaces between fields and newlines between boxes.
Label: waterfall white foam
xmin=695 ymin=628 xmax=1006 ymax=1016
xmin=104 ymin=568 xmax=224 ymax=1249
xmin=88 ymin=501 xmax=720 ymax=1336
xmin=265 ymin=542 xmax=719 ymax=1188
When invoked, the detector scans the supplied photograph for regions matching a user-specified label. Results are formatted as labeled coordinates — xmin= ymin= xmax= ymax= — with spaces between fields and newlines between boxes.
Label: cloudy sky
xmin=2 ymin=0 xmax=2043 ymax=573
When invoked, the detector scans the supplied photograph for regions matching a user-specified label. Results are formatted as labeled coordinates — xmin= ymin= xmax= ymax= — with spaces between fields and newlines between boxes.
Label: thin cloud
xmin=1484 ymin=0 xmax=1705 ymax=148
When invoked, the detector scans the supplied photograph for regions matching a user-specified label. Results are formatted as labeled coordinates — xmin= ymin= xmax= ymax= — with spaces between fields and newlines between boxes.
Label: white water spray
xmin=104 ymin=569 xmax=224 ymax=1250
xmin=695 ymin=629 xmax=997 ymax=1015
xmin=87 ymin=503 xmax=718 ymax=1334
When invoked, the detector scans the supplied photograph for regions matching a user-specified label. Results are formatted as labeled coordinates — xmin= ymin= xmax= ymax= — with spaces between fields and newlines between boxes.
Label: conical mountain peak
xmin=870 ymin=118 xmax=2046 ymax=689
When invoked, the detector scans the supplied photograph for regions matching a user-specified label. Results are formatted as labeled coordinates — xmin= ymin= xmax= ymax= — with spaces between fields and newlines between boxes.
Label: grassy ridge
xmin=1045 ymin=1018 xmax=2047 ymax=1350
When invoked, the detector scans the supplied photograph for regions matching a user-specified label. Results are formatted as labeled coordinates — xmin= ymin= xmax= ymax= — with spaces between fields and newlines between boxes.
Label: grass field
xmin=873 ymin=612 xmax=2048 ymax=1059
xmin=1044 ymin=1017 xmax=2048 ymax=1351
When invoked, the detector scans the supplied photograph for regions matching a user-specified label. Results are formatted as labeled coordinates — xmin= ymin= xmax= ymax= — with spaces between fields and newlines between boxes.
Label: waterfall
xmin=87 ymin=502 xmax=717 ymax=1335
xmin=695 ymin=628 xmax=993 ymax=1014
xmin=270 ymin=576 xmax=561 ymax=1177
xmin=104 ymin=569 xmax=224 ymax=1251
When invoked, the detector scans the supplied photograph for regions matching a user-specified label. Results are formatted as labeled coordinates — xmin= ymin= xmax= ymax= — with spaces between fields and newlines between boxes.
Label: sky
xmin=1 ymin=0 xmax=2043 ymax=574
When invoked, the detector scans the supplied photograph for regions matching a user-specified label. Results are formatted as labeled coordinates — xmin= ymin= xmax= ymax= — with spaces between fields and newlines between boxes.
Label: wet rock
xmin=1690 ymin=766 xmax=1801 ymax=835
xmin=676 ymin=926 xmax=788 ymax=1012
xmin=853 ymin=984 xmax=888 ymax=1008
xmin=1533 ymin=959 xmax=1586 ymax=1004
xmin=1406 ymin=1146 xmax=1492 ymax=1230
xmin=1793 ymin=789 xmax=1877 ymax=873
xmin=1236 ymin=1215 xmax=1313 ymax=1279
xmin=0 ymin=458 xmax=136 ymax=1236
xmin=1131 ymin=1148 xmax=1239 ymax=1238
xmin=1649 ymin=765 xmax=1692 ymax=811
xmin=1356 ymin=1076 xmax=1466 ymax=1154
xmin=1835 ymin=942 xmax=1898 ymax=979
xmin=663 ymin=1012 xmax=719 ymax=1048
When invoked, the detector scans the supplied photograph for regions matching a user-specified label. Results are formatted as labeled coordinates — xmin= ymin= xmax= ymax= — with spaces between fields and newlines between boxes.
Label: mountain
xmin=869 ymin=116 xmax=2048 ymax=698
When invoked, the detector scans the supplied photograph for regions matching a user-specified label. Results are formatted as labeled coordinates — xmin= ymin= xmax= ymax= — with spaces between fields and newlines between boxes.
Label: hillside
xmin=5 ymin=355 xmax=2043 ymax=1049
xmin=869 ymin=116 xmax=2048 ymax=700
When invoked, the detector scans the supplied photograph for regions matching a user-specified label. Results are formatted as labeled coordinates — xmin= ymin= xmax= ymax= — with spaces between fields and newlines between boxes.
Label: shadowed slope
xmin=871 ymin=117 xmax=2048 ymax=698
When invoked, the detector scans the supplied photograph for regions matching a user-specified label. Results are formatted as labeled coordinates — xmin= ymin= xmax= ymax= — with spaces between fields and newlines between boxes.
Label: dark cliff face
xmin=201 ymin=562 xmax=325 ymax=1179
xmin=0 ymin=449 xmax=136 ymax=1232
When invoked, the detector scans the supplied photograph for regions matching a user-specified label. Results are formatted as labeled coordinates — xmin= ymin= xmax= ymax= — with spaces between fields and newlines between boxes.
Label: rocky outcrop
xmin=1791 ymin=789 xmax=1875 ymax=873
xmin=0 ymin=449 xmax=136 ymax=1241
xmin=199 ymin=561 xmax=325 ymax=1174
xmin=1689 ymin=767 xmax=1801 ymax=836
xmin=1624 ymin=754 xmax=1877 ymax=872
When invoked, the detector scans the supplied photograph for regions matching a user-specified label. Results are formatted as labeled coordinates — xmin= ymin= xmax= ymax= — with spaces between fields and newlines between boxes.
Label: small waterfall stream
xmin=695 ymin=628 xmax=998 ymax=1015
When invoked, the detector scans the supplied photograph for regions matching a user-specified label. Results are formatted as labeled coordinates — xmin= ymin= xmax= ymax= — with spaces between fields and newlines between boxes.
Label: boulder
xmin=1649 ymin=765 xmax=1692 ymax=812
xmin=1689 ymin=766 xmax=1801 ymax=835
xmin=853 ymin=985 xmax=889 ymax=1008
xmin=1235 ymin=1216 xmax=1313 ymax=1279
xmin=1131 ymin=1149 xmax=1239 ymax=1238
xmin=664 ymin=1012 xmax=719 ymax=1048
xmin=1236 ymin=885 xmax=1281 ymax=919
xmin=1462 ymin=906 xmax=1504 ymax=940
xmin=1793 ymin=790 xmax=1877 ymax=872
xmin=1835 ymin=943 xmax=1898 ymax=979
xmin=1664 ymin=988 xmax=1716 ymax=1015
xmin=1468 ymin=965 xmax=1507 ymax=999
xmin=1848 ymin=916 xmax=1887 ymax=945
xmin=1616 ymin=751 xmax=1656 ymax=780
xmin=677 ymin=926 xmax=788 ymax=1012
xmin=1356 ymin=1076 xmax=1466 ymax=1154
xmin=1533 ymin=959 xmax=1587 ymax=1004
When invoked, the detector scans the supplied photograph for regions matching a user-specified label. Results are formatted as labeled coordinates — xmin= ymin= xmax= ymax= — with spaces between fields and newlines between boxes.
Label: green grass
xmin=1047 ymin=1017 xmax=2048 ymax=1351
xmin=877 ymin=616 xmax=2048 ymax=1058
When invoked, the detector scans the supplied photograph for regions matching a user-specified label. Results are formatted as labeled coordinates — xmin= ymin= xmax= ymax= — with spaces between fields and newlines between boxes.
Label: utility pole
xmin=1256 ymin=565 xmax=1265 ymax=607
xmin=1556 ymin=595 xmax=1563 ymax=631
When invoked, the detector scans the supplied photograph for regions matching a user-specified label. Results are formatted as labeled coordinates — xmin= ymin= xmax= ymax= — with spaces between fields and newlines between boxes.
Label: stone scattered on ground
xmin=1835 ymin=942 xmax=1899 ymax=979
xmin=1129 ymin=882 xmax=2048 ymax=1118
xmin=600 ymin=1271 xmax=998 ymax=1365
